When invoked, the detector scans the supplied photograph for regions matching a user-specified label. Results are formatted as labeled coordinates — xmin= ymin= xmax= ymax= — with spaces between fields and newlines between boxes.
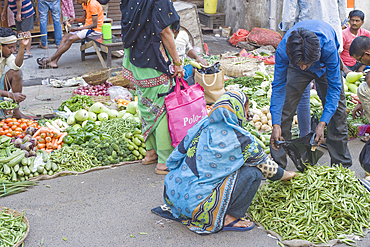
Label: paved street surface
xmin=1 ymin=36 xmax=369 ymax=247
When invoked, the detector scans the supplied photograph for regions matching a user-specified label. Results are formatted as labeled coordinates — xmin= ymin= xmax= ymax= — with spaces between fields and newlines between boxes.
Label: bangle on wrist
xmin=173 ymin=61 xmax=182 ymax=66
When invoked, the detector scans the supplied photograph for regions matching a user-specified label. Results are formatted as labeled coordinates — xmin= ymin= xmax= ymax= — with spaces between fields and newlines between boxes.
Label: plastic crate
xmin=198 ymin=9 xmax=225 ymax=29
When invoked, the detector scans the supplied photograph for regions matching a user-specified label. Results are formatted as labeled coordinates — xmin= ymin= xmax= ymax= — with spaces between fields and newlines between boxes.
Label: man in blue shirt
xmin=270 ymin=19 xmax=352 ymax=167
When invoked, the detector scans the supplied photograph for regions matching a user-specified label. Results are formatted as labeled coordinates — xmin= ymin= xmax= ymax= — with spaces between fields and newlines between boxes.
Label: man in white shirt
xmin=172 ymin=25 xmax=208 ymax=83
xmin=0 ymin=27 xmax=29 ymax=119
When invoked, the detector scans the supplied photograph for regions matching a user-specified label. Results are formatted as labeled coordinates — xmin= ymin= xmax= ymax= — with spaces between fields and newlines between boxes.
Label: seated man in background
xmin=350 ymin=36 xmax=370 ymax=124
xmin=172 ymin=24 xmax=208 ymax=84
xmin=0 ymin=28 xmax=30 ymax=119
xmin=341 ymin=10 xmax=370 ymax=74
xmin=36 ymin=0 xmax=103 ymax=69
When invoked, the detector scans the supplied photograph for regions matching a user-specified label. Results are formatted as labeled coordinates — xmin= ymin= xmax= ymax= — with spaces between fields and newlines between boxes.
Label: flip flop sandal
xmin=23 ymin=54 xmax=33 ymax=59
xmin=36 ymin=57 xmax=47 ymax=66
xmin=142 ymin=159 xmax=158 ymax=165
xmin=155 ymin=167 xmax=169 ymax=175
xmin=39 ymin=64 xmax=58 ymax=69
xmin=38 ymin=45 xmax=48 ymax=49
xmin=223 ymin=219 xmax=255 ymax=231
xmin=360 ymin=136 xmax=370 ymax=143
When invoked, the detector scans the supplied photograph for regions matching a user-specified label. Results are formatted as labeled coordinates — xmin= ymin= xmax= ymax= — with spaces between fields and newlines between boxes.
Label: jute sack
xmin=194 ymin=69 xmax=225 ymax=104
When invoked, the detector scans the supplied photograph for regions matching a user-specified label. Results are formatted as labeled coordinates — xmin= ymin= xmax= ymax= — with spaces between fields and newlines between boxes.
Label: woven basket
xmin=108 ymin=74 xmax=131 ymax=88
xmin=82 ymin=68 xmax=111 ymax=85
xmin=0 ymin=207 xmax=30 ymax=247
xmin=72 ymin=93 xmax=111 ymax=103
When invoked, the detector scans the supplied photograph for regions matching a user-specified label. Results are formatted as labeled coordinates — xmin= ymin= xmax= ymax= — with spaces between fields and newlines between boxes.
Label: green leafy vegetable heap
xmin=248 ymin=165 xmax=370 ymax=245
xmin=58 ymin=95 xmax=94 ymax=112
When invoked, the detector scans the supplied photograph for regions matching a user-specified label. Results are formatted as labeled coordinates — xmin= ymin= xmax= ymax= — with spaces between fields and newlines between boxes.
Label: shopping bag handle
xmin=201 ymin=73 xmax=218 ymax=87
xmin=175 ymin=76 xmax=190 ymax=94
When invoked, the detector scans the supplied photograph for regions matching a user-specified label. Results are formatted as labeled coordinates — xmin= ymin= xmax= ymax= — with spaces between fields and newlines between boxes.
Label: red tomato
xmin=15 ymin=127 xmax=22 ymax=132
xmin=5 ymin=132 xmax=12 ymax=137
xmin=20 ymin=123 xmax=27 ymax=130
xmin=11 ymin=125 xmax=17 ymax=130
xmin=3 ymin=125 xmax=9 ymax=130
xmin=5 ymin=118 xmax=12 ymax=124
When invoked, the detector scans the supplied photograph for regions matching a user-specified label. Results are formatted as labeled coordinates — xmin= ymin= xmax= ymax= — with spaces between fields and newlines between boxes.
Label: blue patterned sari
xmin=163 ymin=91 xmax=268 ymax=234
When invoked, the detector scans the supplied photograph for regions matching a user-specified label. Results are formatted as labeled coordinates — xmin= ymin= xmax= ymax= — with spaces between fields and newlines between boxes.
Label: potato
xmin=267 ymin=112 xmax=272 ymax=120
xmin=254 ymin=121 xmax=262 ymax=130
xmin=256 ymin=109 xmax=263 ymax=118
xmin=261 ymin=116 xmax=268 ymax=124
xmin=253 ymin=115 xmax=261 ymax=123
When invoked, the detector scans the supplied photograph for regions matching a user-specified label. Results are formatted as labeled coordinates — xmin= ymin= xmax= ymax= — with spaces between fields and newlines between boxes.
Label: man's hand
xmin=16 ymin=13 xmax=21 ymax=22
xmin=314 ymin=121 xmax=326 ymax=145
xmin=280 ymin=170 xmax=297 ymax=181
xmin=352 ymin=103 xmax=364 ymax=119
xmin=1 ymin=11 xmax=6 ymax=22
xmin=195 ymin=57 xmax=208 ymax=66
xmin=270 ymin=124 xmax=284 ymax=151
xmin=69 ymin=27 xmax=80 ymax=32
xmin=67 ymin=18 xmax=75 ymax=24
xmin=19 ymin=32 xmax=30 ymax=47
xmin=11 ymin=92 xmax=26 ymax=103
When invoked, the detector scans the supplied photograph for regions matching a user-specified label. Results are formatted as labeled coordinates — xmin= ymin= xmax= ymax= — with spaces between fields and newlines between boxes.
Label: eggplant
xmin=23 ymin=150 xmax=29 ymax=158
xmin=14 ymin=138 xmax=23 ymax=148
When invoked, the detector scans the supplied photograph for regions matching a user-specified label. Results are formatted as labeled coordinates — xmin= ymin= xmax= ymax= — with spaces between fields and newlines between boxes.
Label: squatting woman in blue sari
xmin=160 ymin=91 xmax=296 ymax=234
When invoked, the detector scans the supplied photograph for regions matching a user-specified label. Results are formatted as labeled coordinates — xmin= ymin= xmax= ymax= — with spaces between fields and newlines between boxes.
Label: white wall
xmin=354 ymin=0 xmax=370 ymax=30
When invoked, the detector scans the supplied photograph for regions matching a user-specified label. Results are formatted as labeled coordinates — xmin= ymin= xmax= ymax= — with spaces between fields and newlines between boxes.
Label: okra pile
xmin=248 ymin=165 xmax=370 ymax=244
xmin=0 ymin=209 xmax=28 ymax=247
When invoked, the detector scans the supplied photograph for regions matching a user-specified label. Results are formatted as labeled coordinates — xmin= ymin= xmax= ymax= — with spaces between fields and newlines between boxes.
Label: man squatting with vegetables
xmin=270 ymin=19 xmax=352 ymax=168
xmin=350 ymin=36 xmax=370 ymax=137
xmin=0 ymin=27 xmax=30 ymax=119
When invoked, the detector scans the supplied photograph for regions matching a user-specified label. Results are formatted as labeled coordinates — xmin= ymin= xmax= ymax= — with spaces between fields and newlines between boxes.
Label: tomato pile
xmin=0 ymin=118 xmax=39 ymax=138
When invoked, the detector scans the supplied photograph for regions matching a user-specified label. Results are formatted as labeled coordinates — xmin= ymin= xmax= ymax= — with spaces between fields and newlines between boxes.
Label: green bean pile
xmin=248 ymin=165 xmax=370 ymax=244
xmin=50 ymin=146 xmax=98 ymax=172
xmin=0 ymin=209 xmax=28 ymax=247
xmin=98 ymin=118 xmax=138 ymax=139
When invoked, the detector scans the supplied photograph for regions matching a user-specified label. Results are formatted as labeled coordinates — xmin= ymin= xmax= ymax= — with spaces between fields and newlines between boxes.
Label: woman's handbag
xmin=165 ymin=77 xmax=207 ymax=147
xmin=194 ymin=69 xmax=225 ymax=104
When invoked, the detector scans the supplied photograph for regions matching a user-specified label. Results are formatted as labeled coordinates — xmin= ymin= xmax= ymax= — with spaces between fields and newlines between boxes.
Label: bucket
xmin=204 ymin=0 xmax=217 ymax=15
xmin=102 ymin=23 xmax=112 ymax=40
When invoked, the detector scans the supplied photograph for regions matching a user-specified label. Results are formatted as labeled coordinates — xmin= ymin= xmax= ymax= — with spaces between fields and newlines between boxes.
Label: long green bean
xmin=50 ymin=146 xmax=98 ymax=172
xmin=248 ymin=165 xmax=370 ymax=245
xmin=0 ymin=209 xmax=28 ymax=247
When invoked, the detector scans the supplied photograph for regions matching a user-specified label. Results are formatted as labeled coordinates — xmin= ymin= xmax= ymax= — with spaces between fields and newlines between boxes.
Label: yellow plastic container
xmin=204 ymin=0 xmax=217 ymax=15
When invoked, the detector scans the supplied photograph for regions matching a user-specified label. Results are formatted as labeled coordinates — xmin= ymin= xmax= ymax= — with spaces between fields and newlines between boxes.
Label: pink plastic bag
xmin=165 ymin=77 xmax=207 ymax=147
xmin=229 ymin=29 xmax=250 ymax=46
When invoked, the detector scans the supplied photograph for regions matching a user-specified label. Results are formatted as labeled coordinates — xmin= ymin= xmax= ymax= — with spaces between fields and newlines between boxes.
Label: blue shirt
xmin=270 ymin=20 xmax=341 ymax=126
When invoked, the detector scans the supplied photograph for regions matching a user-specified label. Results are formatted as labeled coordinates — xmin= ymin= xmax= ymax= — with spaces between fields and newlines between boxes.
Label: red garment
xmin=341 ymin=27 xmax=370 ymax=67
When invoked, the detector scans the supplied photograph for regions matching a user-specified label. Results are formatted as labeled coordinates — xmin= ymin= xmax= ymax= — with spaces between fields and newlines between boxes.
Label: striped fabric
xmin=8 ymin=0 xmax=35 ymax=19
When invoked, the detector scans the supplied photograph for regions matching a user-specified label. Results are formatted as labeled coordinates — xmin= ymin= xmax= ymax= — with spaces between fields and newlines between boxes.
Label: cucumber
xmin=23 ymin=166 xmax=31 ymax=176
xmin=45 ymin=161 xmax=52 ymax=171
xmin=138 ymin=154 xmax=143 ymax=160
xmin=0 ymin=150 xmax=24 ymax=164
xmin=132 ymin=150 xmax=140 ymax=157
xmin=24 ymin=176 xmax=28 ymax=180
xmin=13 ymin=164 xmax=20 ymax=172
xmin=250 ymin=130 xmax=261 ymax=139
xmin=43 ymin=169 xmax=48 ymax=175
xmin=255 ymin=137 xmax=266 ymax=149
xmin=138 ymin=147 xmax=147 ymax=156
xmin=29 ymin=173 xmax=34 ymax=178
xmin=8 ymin=152 xmax=26 ymax=167
xmin=20 ymin=177 xmax=25 ymax=181
xmin=17 ymin=167 xmax=24 ymax=177
xmin=141 ymin=143 xmax=146 ymax=148
xmin=125 ymin=133 xmax=133 ymax=139
xmin=34 ymin=172 xmax=39 ymax=177
xmin=22 ymin=158 xmax=28 ymax=166
xmin=37 ymin=166 xmax=44 ymax=174
xmin=11 ymin=168 xmax=17 ymax=182
xmin=264 ymin=147 xmax=271 ymax=154
xmin=3 ymin=164 xmax=11 ymax=175
xmin=48 ymin=170 xmax=53 ymax=176
xmin=41 ymin=150 xmax=49 ymax=162
xmin=133 ymin=137 xmax=142 ymax=146
xmin=51 ymin=162 xmax=58 ymax=172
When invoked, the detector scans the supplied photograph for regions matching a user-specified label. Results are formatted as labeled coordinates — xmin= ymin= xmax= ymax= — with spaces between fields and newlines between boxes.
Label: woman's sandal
xmin=36 ymin=57 xmax=46 ymax=66
xmin=155 ymin=167 xmax=169 ymax=175
xmin=142 ymin=159 xmax=158 ymax=165
xmin=360 ymin=136 xmax=370 ymax=143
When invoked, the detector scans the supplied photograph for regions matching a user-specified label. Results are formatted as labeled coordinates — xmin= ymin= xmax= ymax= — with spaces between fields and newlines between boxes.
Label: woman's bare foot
xmin=143 ymin=149 xmax=158 ymax=163
xmin=224 ymin=214 xmax=253 ymax=228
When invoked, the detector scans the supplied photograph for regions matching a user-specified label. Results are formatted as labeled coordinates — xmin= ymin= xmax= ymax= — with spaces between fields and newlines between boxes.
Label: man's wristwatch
xmin=173 ymin=61 xmax=182 ymax=66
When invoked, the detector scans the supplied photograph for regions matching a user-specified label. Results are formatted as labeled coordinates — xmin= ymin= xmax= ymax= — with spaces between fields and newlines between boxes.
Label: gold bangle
xmin=173 ymin=61 xmax=182 ymax=66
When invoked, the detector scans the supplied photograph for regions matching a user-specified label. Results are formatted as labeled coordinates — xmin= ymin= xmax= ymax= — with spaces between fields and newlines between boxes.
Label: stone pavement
xmin=2 ymin=36 xmax=369 ymax=247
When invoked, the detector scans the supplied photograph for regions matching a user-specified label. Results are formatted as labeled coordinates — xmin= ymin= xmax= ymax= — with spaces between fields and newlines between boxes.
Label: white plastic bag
xmin=108 ymin=86 xmax=132 ymax=102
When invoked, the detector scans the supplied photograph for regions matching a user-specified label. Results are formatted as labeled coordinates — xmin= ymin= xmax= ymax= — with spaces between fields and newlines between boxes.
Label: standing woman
xmin=121 ymin=0 xmax=184 ymax=175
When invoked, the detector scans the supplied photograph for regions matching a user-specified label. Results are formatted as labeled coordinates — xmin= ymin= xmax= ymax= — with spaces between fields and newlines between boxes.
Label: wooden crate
xmin=197 ymin=9 xmax=225 ymax=29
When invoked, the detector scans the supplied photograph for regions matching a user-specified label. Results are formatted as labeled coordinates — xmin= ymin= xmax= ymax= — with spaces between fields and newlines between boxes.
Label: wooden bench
xmin=80 ymin=35 xmax=123 ymax=68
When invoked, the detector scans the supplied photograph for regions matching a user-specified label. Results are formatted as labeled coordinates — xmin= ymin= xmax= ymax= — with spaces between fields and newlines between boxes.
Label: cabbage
xmin=126 ymin=102 xmax=138 ymax=115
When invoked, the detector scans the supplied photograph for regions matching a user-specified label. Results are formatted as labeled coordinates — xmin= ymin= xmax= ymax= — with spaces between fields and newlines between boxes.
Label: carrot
xmin=38 ymin=138 xmax=45 ymax=144
xmin=46 ymin=132 xmax=53 ymax=138
xmin=36 ymin=136 xmax=41 ymax=141
xmin=37 ymin=143 xmax=46 ymax=149
xmin=32 ymin=127 xmax=45 ymax=138
xmin=45 ymin=149 xmax=53 ymax=153
xmin=46 ymin=142 xmax=53 ymax=149
xmin=45 ymin=136 xmax=52 ymax=143
xmin=51 ymin=138 xmax=58 ymax=149
xmin=40 ymin=133 xmax=46 ymax=139
xmin=58 ymin=133 xmax=68 ymax=144
xmin=57 ymin=144 xmax=62 ymax=149
xmin=53 ymin=132 xmax=59 ymax=139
